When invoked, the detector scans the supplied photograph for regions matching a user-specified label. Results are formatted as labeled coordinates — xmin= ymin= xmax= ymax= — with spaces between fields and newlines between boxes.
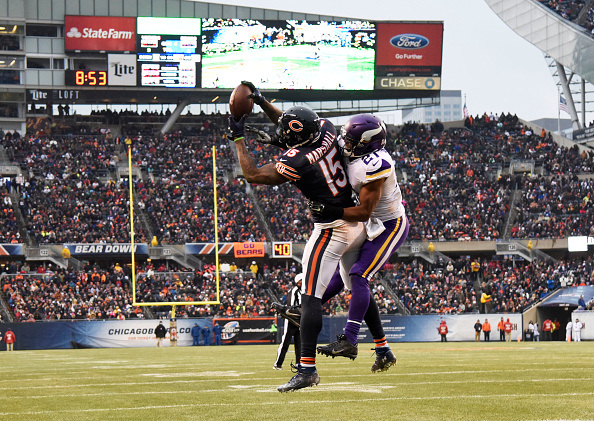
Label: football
xmin=229 ymin=84 xmax=254 ymax=118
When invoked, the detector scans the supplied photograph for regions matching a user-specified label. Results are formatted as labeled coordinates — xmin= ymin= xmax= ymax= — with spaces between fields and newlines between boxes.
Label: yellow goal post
xmin=126 ymin=140 xmax=221 ymax=315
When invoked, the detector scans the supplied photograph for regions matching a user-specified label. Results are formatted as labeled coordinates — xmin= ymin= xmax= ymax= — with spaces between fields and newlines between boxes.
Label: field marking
xmin=0 ymin=377 xmax=590 ymax=397
xmin=0 ymin=367 xmax=591 ymax=389
xmin=0 ymin=392 xmax=592 ymax=416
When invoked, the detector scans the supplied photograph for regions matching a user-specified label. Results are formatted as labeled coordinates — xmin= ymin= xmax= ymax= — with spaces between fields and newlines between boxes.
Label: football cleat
xmin=277 ymin=369 xmax=320 ymax=392
xmin=371 ymin=349 xmax=397 ymax=373
xmin=273 ymin=364 xmax=282 ymax=370
xmin=316 ymin=334 xmax=358 ymax=360
xmin=272 ymin=302 xmax=301 ymax=327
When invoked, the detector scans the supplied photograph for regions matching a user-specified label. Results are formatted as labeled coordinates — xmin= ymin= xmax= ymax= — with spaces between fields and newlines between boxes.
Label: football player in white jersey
xmin=310 ymin=114 xmax=409 ymax=371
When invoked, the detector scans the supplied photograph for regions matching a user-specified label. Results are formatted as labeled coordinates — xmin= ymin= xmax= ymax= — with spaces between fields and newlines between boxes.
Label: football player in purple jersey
xmin=229 ymin=82 xmax=366 ymax=392
xmin=311 ymin=113 xmax=409 ymax=372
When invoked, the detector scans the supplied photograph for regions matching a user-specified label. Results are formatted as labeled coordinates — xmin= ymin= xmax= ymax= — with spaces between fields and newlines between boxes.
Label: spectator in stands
xmin=532 ymin=322 xmax=540 ymax=342
xmin=497 ymin=317 xmax=506 ymax=341
xmin=4 ymin=328 xmax=15 ymax=351
xmin=154 ymin=321 xmax=166 ymax=347
xmin=482 ymin=319 xmax=491 ymax=342
xmin=474 ymin=319 xmax=482 ymax=341
xmin=438 ymin=320 xmax=448 ymax=342
xmin=191 ymin=323 xmax=200 ymax=346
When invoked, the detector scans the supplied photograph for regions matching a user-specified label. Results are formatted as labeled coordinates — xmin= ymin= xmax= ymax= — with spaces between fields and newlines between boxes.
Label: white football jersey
xmin=346 ymin=148 xmax=405 ymax=222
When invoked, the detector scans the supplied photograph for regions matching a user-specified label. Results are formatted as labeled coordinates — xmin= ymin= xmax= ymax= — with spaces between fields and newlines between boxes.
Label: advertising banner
xmin=0 ymin=244 xmax=24 ymax=255
xmin=27 ymin=89 xmax=84 ymax=103
xmin=65 ymin=16 xmax=136 ymax=52
xmin=540 ymin=286 xmax=594 ymax=307
xmin=233 ymin=242 xmax=265 ymax=258
xmin=108 ymin=54 xmax=137 ymax=86
xmin=185 ymin=243 xmax=235 ymax=255
xmin=1 ymin=315 xmax=523 ymax=350
xmin=64 ymin=243 xmax=148 ymax=256
xmin=573 ymin=126 xmax=594 ymax=143
xmin=375 ymin=22 xmax=443 ymax=78
xmin=213 ymin=317 xmax=277 ymax=344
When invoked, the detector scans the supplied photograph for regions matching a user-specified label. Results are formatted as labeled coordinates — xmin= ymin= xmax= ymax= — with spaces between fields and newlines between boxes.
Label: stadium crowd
xmin=0 ymin=110 xmax=591 ymax=245
xmin=538 ymin=0 xmax=594 ymax=34
xmin=384 ymin=255 xmax=593 ymax=315
xmin=2 ymin=254 xmax=592 ymax=322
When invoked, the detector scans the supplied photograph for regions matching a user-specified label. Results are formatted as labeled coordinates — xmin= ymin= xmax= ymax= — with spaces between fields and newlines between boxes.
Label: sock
xmin=299 ymin=295 xmax=322 ymax=372
xmin=343 ymin=274 xmax=370 ymax=345
xmin=364 ymin=294 xmax=390 ymax=353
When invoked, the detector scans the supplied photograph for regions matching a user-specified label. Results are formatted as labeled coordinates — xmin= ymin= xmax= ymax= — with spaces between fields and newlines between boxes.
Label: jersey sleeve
xmin=275 ymin=149 xmax=305 ymax=182
xmin=363 ymin=155 xmax=393 ymax=184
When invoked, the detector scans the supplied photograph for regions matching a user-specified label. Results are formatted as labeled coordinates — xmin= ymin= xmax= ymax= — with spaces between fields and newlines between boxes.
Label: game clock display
xmin=65 ymin=70 xmax=108 ymax=86
xmin=272 ymin=242 xmax=292 ymax=258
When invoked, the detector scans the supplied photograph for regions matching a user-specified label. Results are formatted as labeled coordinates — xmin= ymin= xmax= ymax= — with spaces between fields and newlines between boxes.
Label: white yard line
xmin=0 ymin=392 xmax=592 ymax=416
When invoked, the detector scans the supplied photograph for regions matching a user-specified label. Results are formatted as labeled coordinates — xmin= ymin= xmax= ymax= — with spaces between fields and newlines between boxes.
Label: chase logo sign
xmin=389 ymin=34 xmax=430 ymax=50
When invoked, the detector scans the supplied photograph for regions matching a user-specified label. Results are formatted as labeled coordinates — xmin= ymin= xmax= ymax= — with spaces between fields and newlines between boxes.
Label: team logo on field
xmin=289 ymin=120 xmax=303 ymax=132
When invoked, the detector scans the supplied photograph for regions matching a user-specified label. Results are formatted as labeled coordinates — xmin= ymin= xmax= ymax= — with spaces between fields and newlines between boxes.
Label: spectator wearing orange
xmin=497 ymin=317 xmax=506 ymax=341
xmin=482 ymin=319 xmax=491 ymax=341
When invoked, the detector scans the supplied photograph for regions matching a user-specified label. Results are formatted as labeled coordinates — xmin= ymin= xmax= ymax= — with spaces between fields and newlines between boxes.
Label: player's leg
xmin=344 ymin=216 xmax=408 ymax=370
xmin=343 ymin=217 xmax=408 ymax=343
xmin=278 ymin=221 xmax=365 ymax=392
xmin=274 ymin=319 xmax=292 ymax=369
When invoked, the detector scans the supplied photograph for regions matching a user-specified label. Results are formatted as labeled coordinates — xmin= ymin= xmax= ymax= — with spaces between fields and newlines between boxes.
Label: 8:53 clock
xmin=65 ymin=70 xmax=108 ymax=86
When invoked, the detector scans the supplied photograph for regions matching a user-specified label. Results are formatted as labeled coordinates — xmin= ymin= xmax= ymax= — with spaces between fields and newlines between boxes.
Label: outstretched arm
xmin=229 ymin=114 xmax=286 ymax=185
xmin=235 ymin=138 xmax=286 ymax=185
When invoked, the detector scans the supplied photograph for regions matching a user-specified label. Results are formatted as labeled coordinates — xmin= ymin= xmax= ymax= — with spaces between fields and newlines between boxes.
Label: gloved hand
xmin=307 ymin=199 xmax=344 ymax=220
xmin=241 ymin=81 xmax=266 ymax=106
xmin=228 ymin=114 xmax=247 ymax=141
xmin=245 ymin=125 xmax=275 ymax=144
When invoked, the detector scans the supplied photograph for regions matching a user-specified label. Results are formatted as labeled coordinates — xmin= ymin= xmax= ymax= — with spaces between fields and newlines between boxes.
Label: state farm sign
xmin=65 ymin=16 xmax=136 ymax=52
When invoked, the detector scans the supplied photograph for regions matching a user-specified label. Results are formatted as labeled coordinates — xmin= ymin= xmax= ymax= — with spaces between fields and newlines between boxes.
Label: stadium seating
xmin=538 ymin=0 xmax=594 ymax=35
xmin=0 ymin=110 xmax=592 ymax=321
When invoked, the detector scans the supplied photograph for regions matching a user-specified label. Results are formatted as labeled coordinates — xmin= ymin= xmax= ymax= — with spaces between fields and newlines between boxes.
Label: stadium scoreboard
xmin=64 ymin=16 xmax=443 ymax=95
xmin=272 ymin=242 xmax=292 ymax=258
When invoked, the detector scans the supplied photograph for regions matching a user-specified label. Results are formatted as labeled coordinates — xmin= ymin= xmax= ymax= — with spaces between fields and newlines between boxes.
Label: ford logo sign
xmin=390 ymin=34 xmax=430 ymax=50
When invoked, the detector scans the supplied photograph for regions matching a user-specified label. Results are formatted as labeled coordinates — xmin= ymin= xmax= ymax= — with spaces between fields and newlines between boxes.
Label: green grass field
xmin=1 ymin=341 xmax=593 ymax=420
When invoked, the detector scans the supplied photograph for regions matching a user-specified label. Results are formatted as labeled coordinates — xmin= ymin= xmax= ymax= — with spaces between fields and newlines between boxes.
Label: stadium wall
xmin=0 ymin=314 xmax=525 ymax=350
xmin=572 ymin=310 xmax=594 ymax=340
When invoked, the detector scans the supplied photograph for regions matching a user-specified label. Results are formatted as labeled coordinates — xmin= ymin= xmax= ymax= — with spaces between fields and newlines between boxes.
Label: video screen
xmin=137 ymin=34 xmax=201 ymax=88
xmin=201 ymin=19 xmax=376 ymax=90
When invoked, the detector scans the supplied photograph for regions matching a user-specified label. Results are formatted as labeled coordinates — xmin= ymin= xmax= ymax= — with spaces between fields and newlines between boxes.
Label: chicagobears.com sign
xmin=64 ymin=16 xmax=136 ymax=52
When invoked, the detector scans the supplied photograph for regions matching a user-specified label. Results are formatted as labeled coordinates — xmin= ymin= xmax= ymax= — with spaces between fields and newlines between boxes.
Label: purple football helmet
xmin=340 ymin=113 xmax=387 ymax=158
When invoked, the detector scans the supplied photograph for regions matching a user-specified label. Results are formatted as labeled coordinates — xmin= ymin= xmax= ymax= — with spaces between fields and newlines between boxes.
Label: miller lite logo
xmin=289 ymin=120 xmax=303 ymax=132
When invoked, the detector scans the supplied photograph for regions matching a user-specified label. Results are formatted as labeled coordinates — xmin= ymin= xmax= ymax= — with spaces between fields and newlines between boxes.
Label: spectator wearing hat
xmin=250 ymin=261 xmax=259 ymax=276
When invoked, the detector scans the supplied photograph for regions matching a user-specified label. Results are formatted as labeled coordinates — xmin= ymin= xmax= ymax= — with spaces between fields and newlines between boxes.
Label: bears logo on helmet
xmin=289 ymin=120 xmax=304 ymax=132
